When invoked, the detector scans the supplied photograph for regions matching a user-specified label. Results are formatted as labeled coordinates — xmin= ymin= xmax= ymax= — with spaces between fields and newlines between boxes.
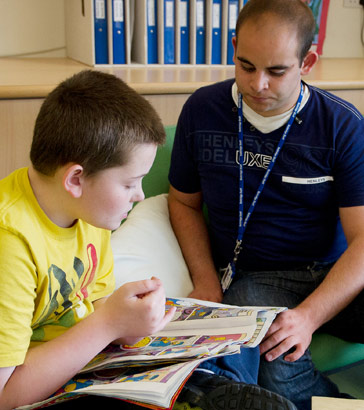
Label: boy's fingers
xmin=150 ymin=276 xmax=162 ymax=284
xmin=160 ymin=306 xmax=176 ymax=327
xmin=122 ymin=278 xmax=162 ymax=298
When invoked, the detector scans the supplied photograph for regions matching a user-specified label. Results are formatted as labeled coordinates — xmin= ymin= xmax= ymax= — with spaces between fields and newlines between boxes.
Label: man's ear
xmin=300 ymin=51 xmax=318 ymax=76
xmin=232 ymin=36 xmax=237 ymax=64
xmin=62 ymin=164 xmax=84 ymax=198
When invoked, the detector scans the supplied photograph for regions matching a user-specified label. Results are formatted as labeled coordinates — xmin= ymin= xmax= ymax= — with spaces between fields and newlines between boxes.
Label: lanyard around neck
xmin=233 ymin=83 xmax=304 ymax=260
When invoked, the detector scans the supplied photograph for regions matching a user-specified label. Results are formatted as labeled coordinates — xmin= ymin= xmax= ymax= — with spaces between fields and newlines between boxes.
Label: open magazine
xmin=17 ymin=297 xmax=286 ymax=410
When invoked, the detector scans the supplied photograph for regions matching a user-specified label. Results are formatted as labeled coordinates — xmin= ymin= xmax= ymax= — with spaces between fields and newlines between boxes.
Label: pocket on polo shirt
xmin=280 ymin=175 xmax=335 ymax=206
xmin=282 ymin=176 xmax=334 ymax=185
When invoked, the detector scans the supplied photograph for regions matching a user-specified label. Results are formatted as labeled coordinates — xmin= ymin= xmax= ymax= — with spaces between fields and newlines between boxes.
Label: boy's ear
xmin=62 ymin=164 xmax=85 ymax=198
xmin=300 ymin=51 xmax=318 ymax=76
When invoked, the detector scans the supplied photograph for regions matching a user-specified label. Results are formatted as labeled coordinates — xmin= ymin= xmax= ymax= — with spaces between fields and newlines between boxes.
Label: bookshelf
xmin=65 ymin=0 xmax=244 ymax=67
xmin=65 ymin=0 xmax=331 ymax=67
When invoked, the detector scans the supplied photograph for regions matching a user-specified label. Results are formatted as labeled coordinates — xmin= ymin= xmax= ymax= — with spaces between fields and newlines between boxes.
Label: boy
xmin=0 ymin=69 xmax=296 ymax=410
xmin=0 ymin=70 xmax=175 ymax=409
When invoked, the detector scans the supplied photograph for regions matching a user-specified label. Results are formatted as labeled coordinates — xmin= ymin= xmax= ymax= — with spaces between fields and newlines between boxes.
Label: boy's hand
xmin=100 ymin=277 xmax=176 ymax=342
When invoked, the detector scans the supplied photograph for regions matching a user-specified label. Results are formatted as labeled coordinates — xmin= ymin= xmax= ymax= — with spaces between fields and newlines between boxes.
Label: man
xmin=168 ymin=1 xmax=364 ymax=409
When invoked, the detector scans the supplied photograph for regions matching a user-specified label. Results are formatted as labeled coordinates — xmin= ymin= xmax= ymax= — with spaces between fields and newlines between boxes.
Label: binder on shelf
xmin=147 ymin=0 xmax=158 ymax=63
xmin=111 ymin=0 xmax=126 ymax=64
xmin=226 ymin=0 xmax=238 ymax=65
xmin=195 ymin=0 xmax=205 ymax=64
xmin=94 ymin=0 xmax=109 ymax=64
xmin=210 ymin=0 xmax=222 ymax=64
xmin=160 ymin=0 xmax=175 ymax=64
xmin=176 ymin=0 xmax=189 ymax=64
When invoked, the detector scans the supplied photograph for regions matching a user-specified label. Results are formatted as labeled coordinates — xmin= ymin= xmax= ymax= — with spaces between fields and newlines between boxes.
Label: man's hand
xmin=188 ymin=284 xmax=223 ymax=303
xmin=259 ymin=307 xmax=315 ymax=362
xmin=188 ymin=273 xmax=223 ymax=303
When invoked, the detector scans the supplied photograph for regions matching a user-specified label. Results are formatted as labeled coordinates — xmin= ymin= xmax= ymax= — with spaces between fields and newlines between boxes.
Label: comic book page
xmin=80 ymin=334 xmax=246 ymax=373
xmin=157 ymin=297 xmax=286 ymax=346
xmin=17 ymin=346 xmax=241 ymax=410
xmin=158 ymin=297 xmax=260 ymax=335
xmin=16 ymin=298 xmax=285 ymax=410
xmin=244 ymin=310 xmax=281 ymax=347
xmin=75 ymin=348 xmax=239 ymax=408
xmin=16 ymin=361 xmax=201 ymax=410
xmin=79 ymin=297 xmax=285 ymax=373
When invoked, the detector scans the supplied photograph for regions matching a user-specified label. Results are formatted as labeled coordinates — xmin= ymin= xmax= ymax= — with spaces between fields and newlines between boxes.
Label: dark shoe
xmin=178 ymin=371 xmax=297 ymax=410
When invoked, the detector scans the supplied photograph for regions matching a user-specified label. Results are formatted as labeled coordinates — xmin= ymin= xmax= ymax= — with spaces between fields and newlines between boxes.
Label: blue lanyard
xmin=227 ymin=83 xmax=304 ymax=275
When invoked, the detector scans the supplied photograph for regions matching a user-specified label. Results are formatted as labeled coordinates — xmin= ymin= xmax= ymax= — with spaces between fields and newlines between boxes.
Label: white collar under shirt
xmin=231 ymin=82 xmax=310 ymax=134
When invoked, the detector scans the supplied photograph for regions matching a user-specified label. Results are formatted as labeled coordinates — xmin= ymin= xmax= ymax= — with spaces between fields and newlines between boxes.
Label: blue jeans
xmin=199 ymin=343 xmax=260 ymax=385
xmin=220 ymin=264 xmax=364 ymax=410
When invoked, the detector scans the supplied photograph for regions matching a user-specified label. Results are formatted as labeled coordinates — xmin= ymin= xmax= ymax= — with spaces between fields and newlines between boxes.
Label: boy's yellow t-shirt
xmin=0 ymin=168 xmax=115 ymax=367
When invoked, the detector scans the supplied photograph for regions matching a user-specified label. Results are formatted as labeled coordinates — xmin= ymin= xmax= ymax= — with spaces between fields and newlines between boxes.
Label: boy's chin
xmin=91 ymin=219 xmax=125 ymax=231
xmin=110 ymin=220 xmax=125 ymax=231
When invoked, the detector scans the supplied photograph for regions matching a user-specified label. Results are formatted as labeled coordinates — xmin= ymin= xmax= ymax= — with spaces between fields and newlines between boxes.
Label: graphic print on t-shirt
xmin=31 ymin=243 xmax=98 ymax=341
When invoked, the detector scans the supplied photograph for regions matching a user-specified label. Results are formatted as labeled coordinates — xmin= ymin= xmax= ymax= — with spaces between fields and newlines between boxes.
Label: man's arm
xmin=0 ymin=278 xmax=175 ymax=409
xmin=260 ymin=205 xmax=364 ymax=362
xmin=168 ymin=185 xmax=223 ymax=302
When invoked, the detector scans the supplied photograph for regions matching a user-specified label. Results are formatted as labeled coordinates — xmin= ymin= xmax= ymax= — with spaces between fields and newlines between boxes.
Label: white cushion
xmin=111 ymin=194 xmax=193 ymax=298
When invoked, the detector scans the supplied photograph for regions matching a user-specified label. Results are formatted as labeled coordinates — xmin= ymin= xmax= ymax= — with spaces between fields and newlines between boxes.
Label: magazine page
xmin=158 ymin=297 xmax=259 ymax=335
xmin=17 ymin=345 xmax=241 ymax=410
xmin=79 ymin=298 xmax=285 ymax=373
xmin=16 ymin=298 xmax=286 ymax=409
xmin=244 ymin=310 xmax=280 ymax=347
xmin=80 ymin=335 xmax=246 ymax=373
xmin=80 ymin=298 xmax=285 ymax=372
xmin=16 ymin=361 xmax=199 ymax=410
xmin=158 ymin=298 xmax=286 ymax=338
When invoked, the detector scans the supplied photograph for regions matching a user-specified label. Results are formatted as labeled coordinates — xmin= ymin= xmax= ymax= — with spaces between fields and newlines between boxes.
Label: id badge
xmin=220 ymin=262 xmax=236 ymax=293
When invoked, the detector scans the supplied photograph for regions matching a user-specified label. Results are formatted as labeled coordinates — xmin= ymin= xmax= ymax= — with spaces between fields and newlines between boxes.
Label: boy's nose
xmin=132 ymin=184 xmax=145 ymax=203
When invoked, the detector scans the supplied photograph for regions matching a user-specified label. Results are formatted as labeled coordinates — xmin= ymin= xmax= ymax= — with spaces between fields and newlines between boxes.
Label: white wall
xmin=0 ymin=0 xmax=362 ymax=59
xmin=0 ymin=0 xmax=66 ymax=58
xmin=323 ymin=0 xmax=364 ymax=58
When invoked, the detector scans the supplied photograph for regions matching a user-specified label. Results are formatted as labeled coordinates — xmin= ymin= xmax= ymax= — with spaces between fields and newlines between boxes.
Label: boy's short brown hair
xmin=235 ymin=0 xmax=316 ymax=64
xmin=30 ymin=70 xmax=165 ymax=176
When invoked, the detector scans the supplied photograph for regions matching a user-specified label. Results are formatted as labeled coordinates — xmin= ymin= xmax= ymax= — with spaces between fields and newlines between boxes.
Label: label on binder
xmin=229 ymin=2 xmax=238 ymax=29
xmin=95 ymin=0 xmax=106 ymax=19
xmin=180 ymin=1 xmax=188 ymax=27
xmin=113 ymin=0 xmax=124 ymax=22
xmin=197 ymin=0 xmax=204 ymax=27
xmin=148 ymin=0 xmax=156 ymax=26
xmin=213 ymin=3 xmax=220 ymax=28
xmin=166 ymin=1 xmax=174 ymax=27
